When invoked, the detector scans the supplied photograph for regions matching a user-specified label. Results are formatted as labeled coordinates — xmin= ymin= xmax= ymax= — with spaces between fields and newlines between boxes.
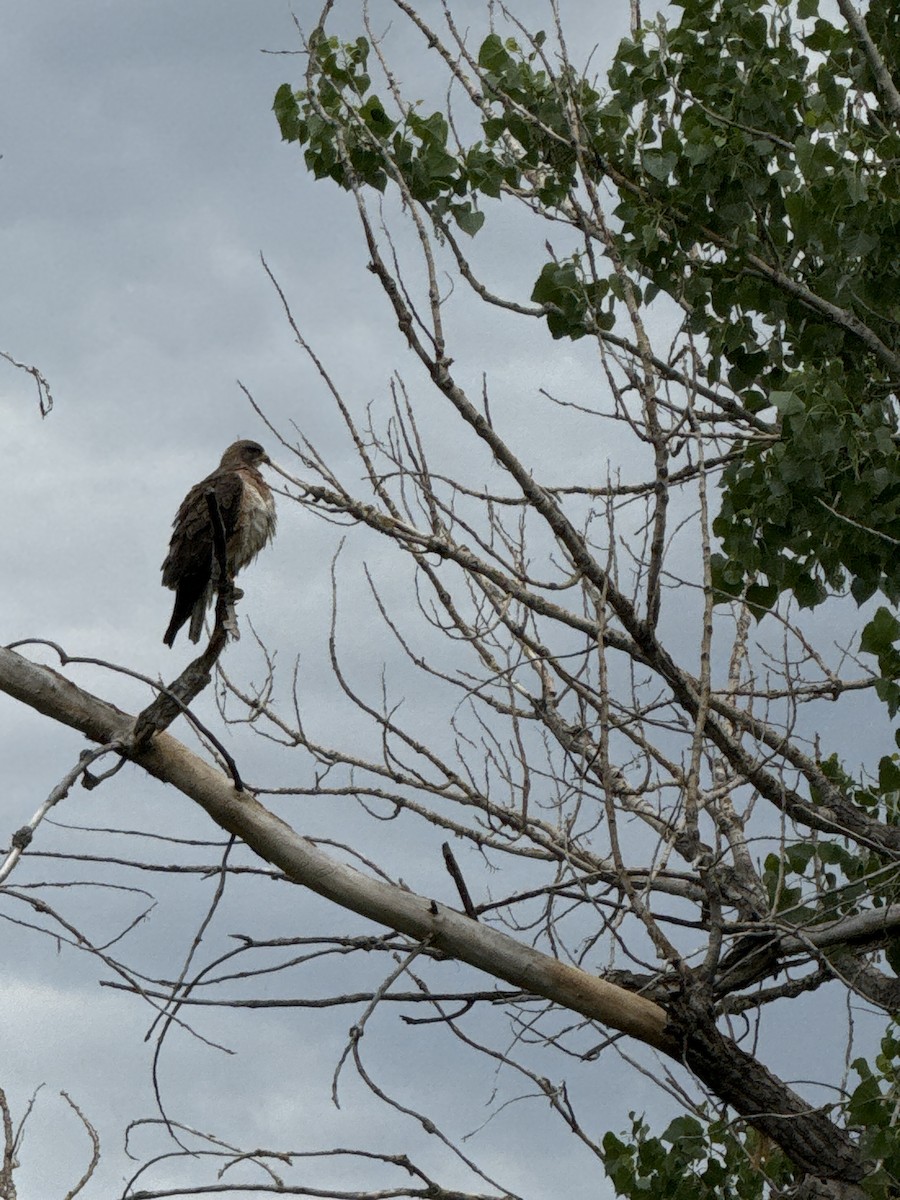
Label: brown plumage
xmin=161 ymin=440 xmax=277 ymax=646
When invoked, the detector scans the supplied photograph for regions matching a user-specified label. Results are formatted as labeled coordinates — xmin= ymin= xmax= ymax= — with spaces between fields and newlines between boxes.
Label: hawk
xmin=161 ymin=440 xmax=277 ymax=646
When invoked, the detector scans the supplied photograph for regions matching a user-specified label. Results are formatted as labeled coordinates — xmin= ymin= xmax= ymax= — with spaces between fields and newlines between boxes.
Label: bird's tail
xmin=163 ymin=591 xmax=194 ymax=647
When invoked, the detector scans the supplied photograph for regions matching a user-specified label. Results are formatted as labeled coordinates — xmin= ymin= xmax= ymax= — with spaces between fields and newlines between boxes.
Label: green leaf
xmin=360 ymin=95 xmax=394 ymax=135
xmin=861 ymin=607 xmax=900 ymax=657
xmin=794 ymin=573 xmax=827 ymax=608
xmin=745 ymin=582 xmax=778 ymax=617
xmin=453 ymin=205 xmax=485 ymax=236
xmin=769 ymin=390 xmax=804 ymax=417
xmin=478 ymin=33 xmax=509 ymax=73
xmin=878 ymin=756 xmax=900 ymax=793
xmin=642 ymin=150 xmax=678 ymax=181
xmin=273 ymin=84 xmax=302 ymax=142
xmin=875 ymin=679 xmax=900 ymax=719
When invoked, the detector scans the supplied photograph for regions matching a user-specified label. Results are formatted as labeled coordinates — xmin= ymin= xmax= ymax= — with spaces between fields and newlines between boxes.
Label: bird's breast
xmin=229 ymin=476 xmax=277 ymax=572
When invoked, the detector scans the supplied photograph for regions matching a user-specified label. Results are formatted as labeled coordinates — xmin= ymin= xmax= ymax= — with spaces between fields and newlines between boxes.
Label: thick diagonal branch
xmin=0 ymin=646 xmax=872 ymax=1187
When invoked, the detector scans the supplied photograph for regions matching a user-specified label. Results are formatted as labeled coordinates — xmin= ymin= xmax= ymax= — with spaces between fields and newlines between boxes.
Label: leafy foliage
xmin=272 ymin=2 xmax=900 ymax=1193
xmin=590 ymin=1 xmax=900 ymax=614
xmin=860 ymin=605 xmax=900 ymax=717
xmin=275 ymin=0 xmax=900 ymax=617
xmin=760 ymin=751 xmax=900 ymax=936
xmin=273 ymin=34 xmax=485 ymax=235
xmin=848 ymin=1024 xmax=900 ymax=1197
xmin=602 ymin=1111 xmax=795 ymax=1199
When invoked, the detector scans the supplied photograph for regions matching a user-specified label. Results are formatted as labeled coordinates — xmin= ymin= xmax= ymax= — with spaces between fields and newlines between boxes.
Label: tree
xmin=3 ymin=1 xmax=900 ymax=1197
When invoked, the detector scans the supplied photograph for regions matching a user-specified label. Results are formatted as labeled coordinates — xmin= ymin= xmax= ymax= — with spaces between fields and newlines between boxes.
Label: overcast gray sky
xmin=1 ymin=3 xmax=892 ymax=1197
xmin=0 ymin=4 xmax=656 ymax=1197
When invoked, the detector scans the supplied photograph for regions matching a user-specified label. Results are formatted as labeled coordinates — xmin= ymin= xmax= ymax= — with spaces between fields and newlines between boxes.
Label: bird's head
xmin=220 ymin=440 xmax=271 ymax=470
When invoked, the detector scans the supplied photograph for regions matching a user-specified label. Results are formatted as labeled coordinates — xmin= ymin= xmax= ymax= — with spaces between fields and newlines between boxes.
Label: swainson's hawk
xmin=161 ymin=440 xmax=276 ymax=646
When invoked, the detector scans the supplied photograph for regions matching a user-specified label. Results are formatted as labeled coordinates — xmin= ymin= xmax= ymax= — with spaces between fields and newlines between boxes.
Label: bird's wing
xmin=161 ymin=468 xmax=244 ymax=587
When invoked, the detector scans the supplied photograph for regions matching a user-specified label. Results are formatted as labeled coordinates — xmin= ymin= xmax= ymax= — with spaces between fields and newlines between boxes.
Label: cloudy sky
xmin=0 ymin=2 xmax=891 ymax=1197
xmin=0 ymin=4 xmax=648 ymax=1197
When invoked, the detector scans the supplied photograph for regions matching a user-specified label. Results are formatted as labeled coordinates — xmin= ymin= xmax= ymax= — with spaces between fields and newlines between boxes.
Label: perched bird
xmin=161 ymin=440 xmax=276 ymax=646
